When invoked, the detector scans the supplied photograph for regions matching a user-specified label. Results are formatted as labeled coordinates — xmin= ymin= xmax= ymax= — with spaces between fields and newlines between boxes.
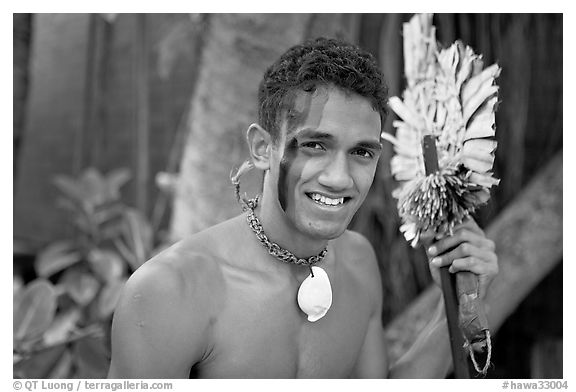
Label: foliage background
xmin=13 ymin=13 xmax=562 ymax=378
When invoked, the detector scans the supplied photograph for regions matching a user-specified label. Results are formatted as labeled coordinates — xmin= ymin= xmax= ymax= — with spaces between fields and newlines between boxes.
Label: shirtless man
xmin=107 ymin=38 xmax=498 ymax=378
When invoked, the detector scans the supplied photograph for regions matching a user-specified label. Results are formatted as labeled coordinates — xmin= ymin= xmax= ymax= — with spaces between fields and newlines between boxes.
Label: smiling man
xmin=107 ymin=38 xmax=498 ymax=379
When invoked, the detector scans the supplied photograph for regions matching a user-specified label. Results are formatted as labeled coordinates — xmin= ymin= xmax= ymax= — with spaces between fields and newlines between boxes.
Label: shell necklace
xmin=245 ymin=197 xmax=333 ymax=322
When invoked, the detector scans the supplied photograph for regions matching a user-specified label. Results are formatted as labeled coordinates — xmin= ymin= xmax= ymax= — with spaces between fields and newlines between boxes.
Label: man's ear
xmin=246 ymin=123 xmax=273 ymax=171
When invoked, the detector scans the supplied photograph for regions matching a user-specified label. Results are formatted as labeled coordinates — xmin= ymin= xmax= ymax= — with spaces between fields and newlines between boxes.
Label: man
xmin=107 ymin=38 xmax=498 ymax=378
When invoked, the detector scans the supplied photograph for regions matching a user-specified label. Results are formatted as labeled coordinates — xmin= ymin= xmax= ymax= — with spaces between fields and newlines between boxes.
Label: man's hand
xmin=424 ymin=218 xmax=498 ymax=299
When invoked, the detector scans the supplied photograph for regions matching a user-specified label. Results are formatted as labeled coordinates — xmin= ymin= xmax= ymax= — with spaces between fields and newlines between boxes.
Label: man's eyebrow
xmin=292 ymin=128 xmax=334 ymax=140
xmin=356 ymin=140 xmax=383 ymax=151
xmin=292 ymin=128 xmax=382 ymax=150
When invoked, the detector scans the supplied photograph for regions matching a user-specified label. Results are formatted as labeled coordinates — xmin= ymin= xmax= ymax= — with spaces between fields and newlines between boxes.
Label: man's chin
xmin=298 ymin=220 xmax=348 ymax=241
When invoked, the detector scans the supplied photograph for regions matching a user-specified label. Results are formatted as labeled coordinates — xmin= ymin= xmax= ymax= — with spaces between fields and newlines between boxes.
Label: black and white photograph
xmin=12 ymin=12 xmax=564 ymax=383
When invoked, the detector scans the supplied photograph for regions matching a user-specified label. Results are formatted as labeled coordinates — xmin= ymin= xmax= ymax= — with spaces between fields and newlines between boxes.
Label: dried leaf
xmin=382 ymin=132 xmax=421 ymax=158
xmin=462 ymin=139 xmax=498 ymax=155
xmin=461 ymin=63 xmax=501 ymax=105
xmin=388 ymin=96 xmax=424 ymax=129
xmin=465 ymin=112 xmax=496 ymax=141
xmin=438 ymin=44 xmax=459 ymax=75
xmin=391 ymin=156 xmax=424 ymax=181
xmin=463 ymin=84 xmax=499 ymax=124
xmin=456 ymin=44 xmax=476 ymax=89
xmin=384 ymin=13 xmax=500 ymax=250
xmin=462 ymin=156 xmax=495 ymax=173
xmin=469 ymin=172 xmax=500 ymax=188
xmin=472 ymin=188 xmax=491 ymax=204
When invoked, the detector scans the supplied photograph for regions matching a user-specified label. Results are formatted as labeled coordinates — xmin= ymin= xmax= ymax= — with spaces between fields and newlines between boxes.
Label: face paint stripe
xmin=285 ymin=87 xmax=329 ymax=135
xmin=286 ymin=92 xmax=312 ymax=134
xmin=278 ymin=138 xmax=298 ymax=211
xmin=277 ymin=87 xmax=330 ymax=212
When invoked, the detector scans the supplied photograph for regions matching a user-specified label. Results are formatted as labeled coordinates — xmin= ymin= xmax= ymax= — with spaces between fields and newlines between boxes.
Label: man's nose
xmin=317 ymin=152 xmax=353 ymax=191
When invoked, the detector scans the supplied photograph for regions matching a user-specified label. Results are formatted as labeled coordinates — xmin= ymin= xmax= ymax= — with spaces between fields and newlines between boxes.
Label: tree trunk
xmin=13 ymin=13 xmax=33 ymax=180
xmin=383 ymin=151 xmax=563 ymax=370
xmin=169 ymin=14 xmax=360 ymax=240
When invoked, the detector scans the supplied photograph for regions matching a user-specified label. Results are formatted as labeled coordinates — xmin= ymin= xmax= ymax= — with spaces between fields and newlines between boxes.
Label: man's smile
xmin=305 ymin=192 xmax=352 ymax=208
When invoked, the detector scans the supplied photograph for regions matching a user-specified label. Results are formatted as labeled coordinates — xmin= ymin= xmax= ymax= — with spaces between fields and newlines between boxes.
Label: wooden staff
xmin=422 ymin=135 xmax=470 ymax=379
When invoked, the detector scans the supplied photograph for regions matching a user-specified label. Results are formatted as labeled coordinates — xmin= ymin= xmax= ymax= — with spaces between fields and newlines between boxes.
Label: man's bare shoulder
xmin=126 ymin=242 xmax=215 ymax=303
xmin=333 ymin=230 xmax=383 ymax=308
xmin=334 ymin=229 xmax=379 ymax=266
xmin=109 ymin=216 xmax=246 ymax=377
xmin=116 ymin=241 xmax=219 ymax=337
xmin=126 ymin=214 xmax=246 ymax=300
xmin=117 ymin=215 xmax=248 ymax=326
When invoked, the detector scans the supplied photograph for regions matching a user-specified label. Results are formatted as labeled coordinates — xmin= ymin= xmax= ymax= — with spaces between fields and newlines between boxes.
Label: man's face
xmin=270 ymin=86 xmax=382 ymax=240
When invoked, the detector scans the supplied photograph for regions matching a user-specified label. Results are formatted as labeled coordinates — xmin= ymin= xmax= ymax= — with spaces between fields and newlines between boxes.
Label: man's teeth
xmin=310 ymin=193 xmax=344 ymax=206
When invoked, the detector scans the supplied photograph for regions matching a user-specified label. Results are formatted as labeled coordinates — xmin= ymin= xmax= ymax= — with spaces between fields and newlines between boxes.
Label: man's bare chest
xmin=196 ymin=268 xmax=373 ymax=378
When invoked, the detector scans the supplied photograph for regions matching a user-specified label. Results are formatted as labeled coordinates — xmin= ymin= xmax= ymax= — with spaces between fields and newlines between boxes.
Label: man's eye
xmin=353 ymin=148 xmax=373 ymax=159
xmin=301 ymin=142 xmax=325 ymax=151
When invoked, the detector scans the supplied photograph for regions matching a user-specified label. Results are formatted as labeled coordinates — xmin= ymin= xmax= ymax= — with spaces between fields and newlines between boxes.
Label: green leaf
xmin=53 ymin=175 xmax=85 ymax=203
xmin=99 ymin=221 xmax=123 ymax=242
xmin=99 ymin=13 xmax=117 ymax=23
xmin=13 ymin=279 xmax=57 ymax=342
xmin=92 ymin=203 xmax=124 ymax=226
xmin=122 ymin=208 xmax=152 ymax=270
xmin=80 ymin=168 xmax=107 ymax=207
xmin=13 ymin=344 xmax=67 ymax=379
xmin=55 ymin=196 xmax=82 ymax=214
xmin=73 ymin=336 xmax=109 ymax=378
xmin=96 ymin=279 xmax=127 ymax=319
xmin=105 ymin=168 xmax=131 ymax=198
xmin=157 ymin=18 xmax=200 ymax=79
xmin=87 ymin=249 xmax=125 ymax=283
xmin=47 ymin=348 xmax=73 ymax=378
xmin=42 ymin=308 xmax=82 ymax=346
xmin=34 ymin=241 xmax=82 ymax=278
xmin=14 ymin=275 xmax=24 ymax=297
xmin=60 ymin=267 xmax=100 ymax=306
xmin=72 ymin=214 xmax=93 ymax=235
xmin=113 ymin=237 xmax=138 ymax=270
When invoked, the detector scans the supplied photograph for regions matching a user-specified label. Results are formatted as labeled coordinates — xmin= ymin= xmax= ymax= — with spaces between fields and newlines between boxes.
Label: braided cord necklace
xmin=245 ymin=196 xmax=327 ymax=273
xmin=231 ymin=162 xmax=332 ymax=322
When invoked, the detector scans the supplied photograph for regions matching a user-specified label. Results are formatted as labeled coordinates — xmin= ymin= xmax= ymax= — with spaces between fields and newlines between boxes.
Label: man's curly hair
xmin=258 ymin=37 xmax=388 ymax=141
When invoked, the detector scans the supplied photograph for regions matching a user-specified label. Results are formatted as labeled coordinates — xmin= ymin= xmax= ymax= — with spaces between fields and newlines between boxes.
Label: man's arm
xmin=353 ymin=217 xmax=497 ymax=378
xmin=390 ymin=217 xmax=498 ymax=378
xmin=351 ymin=235 xmax=388 ymax=378
xmin=388 ymin=301 xmax=452 ymax=378
xmin=107 ymin=255 xmax=209 ymax=379
xmin=350 ymin=236 xmax=449 ymax=378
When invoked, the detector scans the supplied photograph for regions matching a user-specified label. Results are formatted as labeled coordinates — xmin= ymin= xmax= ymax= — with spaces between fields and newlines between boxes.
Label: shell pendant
xmin=297 ymin=266 xmax=332 ymax=322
